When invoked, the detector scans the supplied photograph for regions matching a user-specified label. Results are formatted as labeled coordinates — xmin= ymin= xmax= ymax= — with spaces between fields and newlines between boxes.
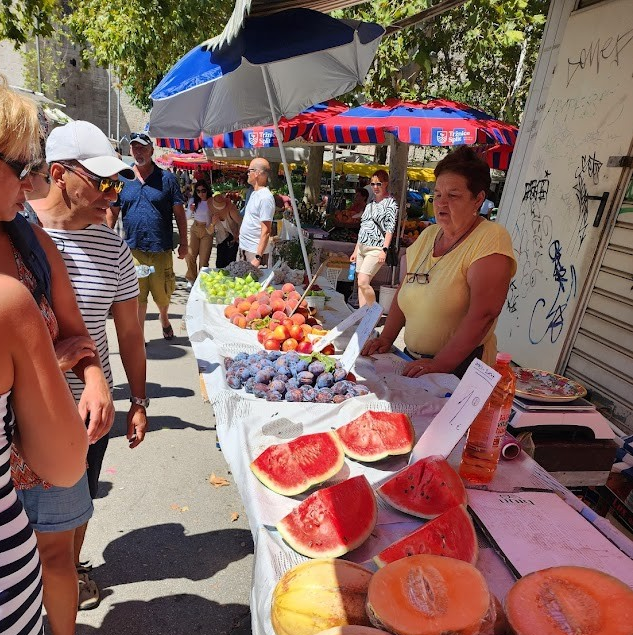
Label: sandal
xmin=162 ymin=324 xmax=174 ymax=340
xmin=78 ymin=573 xmax=100 ymax=611
xmin=76 ymin=560 xmax=93 ymax=574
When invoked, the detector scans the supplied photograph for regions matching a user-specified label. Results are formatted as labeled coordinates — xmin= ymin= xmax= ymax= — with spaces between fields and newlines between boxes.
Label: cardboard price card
xmin=411 ymin=358 xmax=501 ymax=462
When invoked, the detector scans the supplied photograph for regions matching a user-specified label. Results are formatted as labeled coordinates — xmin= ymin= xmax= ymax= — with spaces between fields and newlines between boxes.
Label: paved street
xmin=74 ymin=251 xmax=254 ymax=635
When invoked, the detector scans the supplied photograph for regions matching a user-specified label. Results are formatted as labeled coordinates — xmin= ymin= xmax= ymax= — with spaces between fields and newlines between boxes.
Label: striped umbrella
xmin=155 ymin=99 xmax=348 ymax=150
xmin=482 ymin=143 xmax=514 ymax=171
xmin=308 ymin=98 xmax=518 ymax=146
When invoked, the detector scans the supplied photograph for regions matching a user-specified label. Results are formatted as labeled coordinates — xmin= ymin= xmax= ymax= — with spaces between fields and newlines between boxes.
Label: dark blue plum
xmin=295 ymin=359 xmax=309 ymax=373
xmin=237 ymin=367 xmax=252 ymax=382
xmin=286 ymin=377 xmax=300 ymax=390
xmin=226 ymin=374 xmax=242 ymax=389
xmin=285 ymin=388 xmax=303 ymax=402
xmin=275 ymin=365 xmax=292 ymax=378
xmin=333 ymin=368 xmax=347 ymax=382
xmin=267 ymin=350 xmax=283 ymax=361
xmin=300 ymin=386 xmax=316 ymax=402
xmin=284 ymin=351 xmax=300 ymax=364
xmin=268 ymin=380 xmax=286 ymax=395
xmin=224 ymin=357 xmax=234 ymax=370
xmin=315 ymin=388 xmax=334 ymax=403
xmin=308 ymin=361 xmax=326 ymax=376
xmin=253 ymin=383 xmax=269 ymax=399
xmin=247 ymin=354 xmax=260 ymax=364
xmin=332 ymin=394 xmax=347 ymax=404
xmin=332 ymin=380 xmax=354 ymax=395
xmin=315 ymin=372 xmax=334 ymax=389
xmin=350 ymin=385 xmax=370 ymax=396
xmin=298 ymin=371 xmax=315 ymax=386
xmin=234 ymin=352 xmax=249 ymax=362
xmin=260 ymin=359 xmax=275 ymax=369
xmin=244 ymin=378 xmax=256 ymax=393
xmin=266 ymin=390 xmax=283 ymax=401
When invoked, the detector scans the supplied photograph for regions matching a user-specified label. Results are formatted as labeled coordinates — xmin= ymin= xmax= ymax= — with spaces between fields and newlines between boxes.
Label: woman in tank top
xmin=209 ymin=192 xmax=242 ymax=268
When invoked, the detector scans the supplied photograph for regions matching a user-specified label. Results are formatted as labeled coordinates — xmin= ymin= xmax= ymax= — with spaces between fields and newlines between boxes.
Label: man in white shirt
xmin=238 ymin=158 xmax=275 ymax=267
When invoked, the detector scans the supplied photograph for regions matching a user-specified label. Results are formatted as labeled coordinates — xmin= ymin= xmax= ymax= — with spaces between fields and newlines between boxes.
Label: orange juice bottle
xmin=459 ymin=352 xmax=516 ymax=484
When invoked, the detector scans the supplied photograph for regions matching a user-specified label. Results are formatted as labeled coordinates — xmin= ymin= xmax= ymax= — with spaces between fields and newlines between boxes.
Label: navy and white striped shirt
xmin=0 ymin=391 xmax=43 ymax=635
xmin=44 ymin=225 xmax=139 ymax=401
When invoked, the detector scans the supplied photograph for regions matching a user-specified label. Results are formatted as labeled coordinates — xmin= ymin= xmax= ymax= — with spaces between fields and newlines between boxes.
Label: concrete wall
xmin=0 ymin=39 xmax=148 ymax=140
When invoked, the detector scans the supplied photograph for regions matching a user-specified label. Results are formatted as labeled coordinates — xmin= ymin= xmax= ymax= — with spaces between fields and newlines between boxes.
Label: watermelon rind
xmin=377 ymin=455 xmax=467 ymax=519
xmin=251 ymin=432 xmax=345 ymax=496
xmin=335 ymin=411 xmax=415 ymax=462
xmin=276 ymin=475 xmax=378 ymax=558
xmin=373 ymin=504 xmax=478 ymax=567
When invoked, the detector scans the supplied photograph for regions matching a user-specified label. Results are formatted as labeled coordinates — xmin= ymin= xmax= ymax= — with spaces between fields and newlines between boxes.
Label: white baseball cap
xmin=46 ymin=120 xmax=134 ymax=178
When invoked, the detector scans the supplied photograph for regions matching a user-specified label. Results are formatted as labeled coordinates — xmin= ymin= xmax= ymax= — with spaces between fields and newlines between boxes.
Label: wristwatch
xmin=255 ymin=254 xmax=262 ymax=261
xmin=382 ymin=247 xmax=389 ymax=253
xmin=130 ymin=396 xmax=150 ymax=408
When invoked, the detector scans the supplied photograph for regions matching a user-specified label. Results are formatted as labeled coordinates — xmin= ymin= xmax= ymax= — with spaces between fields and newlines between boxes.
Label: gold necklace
xmin=407 ymin=218 xmax=479 ymax=285
xmin=211 ymin=198 xmax=226 ymax=211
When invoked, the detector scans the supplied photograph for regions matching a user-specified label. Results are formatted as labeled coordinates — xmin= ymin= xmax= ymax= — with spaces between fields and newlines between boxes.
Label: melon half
xmin=251 ymin=432 xmax=345 ymax=496
xmin=335 ymin=411 xmax=415 ymax=462
xmin=377 ymin=455 xmax=467 ymax=519
xmin=277 ymin=475 xmax=377 ymax=558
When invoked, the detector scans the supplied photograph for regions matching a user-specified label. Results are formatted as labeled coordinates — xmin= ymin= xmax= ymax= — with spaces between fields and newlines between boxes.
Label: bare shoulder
xmin=0 ymin=275 xmax=39 ymax=329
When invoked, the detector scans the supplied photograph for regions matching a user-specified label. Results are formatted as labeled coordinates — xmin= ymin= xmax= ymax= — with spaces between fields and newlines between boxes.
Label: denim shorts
xmin=17 ymin=472 xmax=94 ymax=533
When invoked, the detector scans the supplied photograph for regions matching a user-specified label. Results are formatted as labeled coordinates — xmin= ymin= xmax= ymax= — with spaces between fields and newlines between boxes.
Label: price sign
xmin=338 ymin=303 xmax=384 ymax=373
xmin=410 ymin=358 xmax=501 ymax=462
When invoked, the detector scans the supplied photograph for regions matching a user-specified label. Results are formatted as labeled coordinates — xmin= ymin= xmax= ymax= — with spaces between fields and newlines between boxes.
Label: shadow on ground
xmin=112 ymin=381 xmax=196 ymax=402
xmin=93 ymin=523 xmax=253 ymax=586
xmin=75 ymin=594 xmax=251 ymax=635
xmin=107 ymin=411 xmax=211 ymax=442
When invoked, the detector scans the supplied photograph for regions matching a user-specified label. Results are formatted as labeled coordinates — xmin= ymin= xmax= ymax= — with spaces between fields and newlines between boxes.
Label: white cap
xmin=46 ymin=121 xmax=134 ymax=178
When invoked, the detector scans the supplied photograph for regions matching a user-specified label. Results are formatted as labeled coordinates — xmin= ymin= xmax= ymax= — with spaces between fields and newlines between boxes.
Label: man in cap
xmin=26 ymin=120 xmax=148 ymax=622
xmin=239 ymin=157 xmax=275 ymax=267
xmin=107 ymin=132 xmax=187 ymax=341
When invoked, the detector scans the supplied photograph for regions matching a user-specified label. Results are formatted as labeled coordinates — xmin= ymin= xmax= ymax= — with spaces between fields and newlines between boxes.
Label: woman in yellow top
xmin=362 ymin=146 xmax=516 ymax=378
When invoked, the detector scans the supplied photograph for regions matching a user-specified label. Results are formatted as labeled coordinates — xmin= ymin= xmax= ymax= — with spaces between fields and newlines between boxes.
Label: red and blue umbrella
xmin=482 ymin=143 xmax=514 ymax=171
xmin=308 ymin=98 xmax=518 ymax=146
xmin=155 ymin=99 xmax=348 ymax=150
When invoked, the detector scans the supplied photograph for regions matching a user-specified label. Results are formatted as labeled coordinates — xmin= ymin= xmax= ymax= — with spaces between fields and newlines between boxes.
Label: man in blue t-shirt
xmin=107 ymin=133 xmax=188 ymax=341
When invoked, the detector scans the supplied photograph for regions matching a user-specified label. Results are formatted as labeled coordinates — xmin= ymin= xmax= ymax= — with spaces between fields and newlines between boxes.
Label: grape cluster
xmin=224 ymin=350 xmax=370 ymax=403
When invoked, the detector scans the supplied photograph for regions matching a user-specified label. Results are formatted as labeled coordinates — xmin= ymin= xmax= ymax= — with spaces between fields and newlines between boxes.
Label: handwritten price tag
xmin=410 ymin=358 xmax=501 ymax=462
xmin=338 ymin=303 xmax=384 ymax=373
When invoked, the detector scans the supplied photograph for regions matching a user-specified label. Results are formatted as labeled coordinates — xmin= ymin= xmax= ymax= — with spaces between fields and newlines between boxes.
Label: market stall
xmin=185 ymin=270 xmax=633 ymax=635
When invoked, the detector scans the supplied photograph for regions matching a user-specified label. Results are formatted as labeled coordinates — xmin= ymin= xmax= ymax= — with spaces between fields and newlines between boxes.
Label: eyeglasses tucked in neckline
xmin=0 ymin=152 xmax=36 ymax=180
xmin=369 ymin=181 xmax=385 ymax=187
xmin=406 ymin=272 xmax=430 ymax=284
xmin=59 ymin=163 xmax=125 ymax=194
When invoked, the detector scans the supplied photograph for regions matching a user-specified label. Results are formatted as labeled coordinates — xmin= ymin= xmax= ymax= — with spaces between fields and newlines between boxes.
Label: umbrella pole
xmin=330 ymin=144 xmax=336 ymax=203
xmin=261 ymin=67 xmax=312 ymax=278
xmin=392 ymin=170 xmax=408 ymax=286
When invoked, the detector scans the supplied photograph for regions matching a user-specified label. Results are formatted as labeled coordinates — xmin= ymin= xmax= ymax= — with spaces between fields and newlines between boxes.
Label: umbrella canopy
xmin=148 ymin=9 xmax=383 ymax=139
xmin=323 ymin=161 xmax=435 ymax=182
xmin=308 ymin=98 xmax=518 ymax=146
xmin=481 ymin=143 xmax=514 ymax=171
xmin=155 ymin=152 xmax=249 ymax=172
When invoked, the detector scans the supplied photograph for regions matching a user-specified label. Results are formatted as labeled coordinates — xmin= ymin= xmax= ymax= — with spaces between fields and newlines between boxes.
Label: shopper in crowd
xmin=238 ymin=158 xmax=274 ymax=267
xmin=362 ymin=147 xmax=516 ymax=377
xmin=348 ymin=187 xmax=369 ymax=218
xmin=0 ymin=275 xmax=89 ymax=635
xmin=1 ymin=77 xmax=113 ymax=635
xmin=185 ymin=180 xmax=213 ymax=288
xmin=29 ymin=120 xmax=147 ymax=613
xmin=107 ymin=132 xmax=188 ymax=341
xmin=350 ymin=169 xmax=398 ymax=306
xmin=209 ymin=191 xmax=241 ymax=268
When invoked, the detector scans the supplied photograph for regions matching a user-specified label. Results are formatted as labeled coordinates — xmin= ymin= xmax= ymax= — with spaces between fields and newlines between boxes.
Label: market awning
xmin=323 ymin=160 xmax=435 ymax=182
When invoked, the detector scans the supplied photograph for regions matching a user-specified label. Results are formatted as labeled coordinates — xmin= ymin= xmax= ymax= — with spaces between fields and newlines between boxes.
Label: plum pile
xmin=224 ymin=350 xmax=370 ymax=403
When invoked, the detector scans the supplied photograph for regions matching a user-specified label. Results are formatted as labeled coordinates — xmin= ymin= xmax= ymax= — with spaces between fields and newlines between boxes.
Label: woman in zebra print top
xmin=350 ymin=169 xmax=398 ymax=306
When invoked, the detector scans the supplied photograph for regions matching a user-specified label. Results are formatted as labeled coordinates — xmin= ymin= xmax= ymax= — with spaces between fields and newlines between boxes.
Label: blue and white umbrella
xmin=148 ymin=9 xmax=384 ymax=275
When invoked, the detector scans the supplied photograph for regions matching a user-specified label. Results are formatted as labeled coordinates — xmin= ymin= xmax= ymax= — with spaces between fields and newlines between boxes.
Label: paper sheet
xmin=468 ymin=489 xmax=633 ymax=587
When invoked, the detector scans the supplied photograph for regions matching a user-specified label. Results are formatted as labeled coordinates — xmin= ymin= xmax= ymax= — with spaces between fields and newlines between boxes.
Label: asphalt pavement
xmin=74 ymin=249 xmax=254 ymax=635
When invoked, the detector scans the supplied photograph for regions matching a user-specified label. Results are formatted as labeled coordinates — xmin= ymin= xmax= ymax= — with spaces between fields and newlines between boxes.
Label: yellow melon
xmin=271 ymin=559 xmax=373 ymax=635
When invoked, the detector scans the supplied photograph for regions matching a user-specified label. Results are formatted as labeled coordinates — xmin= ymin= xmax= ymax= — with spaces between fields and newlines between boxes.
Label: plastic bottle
xmin=347 ymin=262 xmax=356 ymax=281
xmin=459 ymin=352 xmax=516 ymax=484
xmin=135 ymin=265 xmax=155 ymax=278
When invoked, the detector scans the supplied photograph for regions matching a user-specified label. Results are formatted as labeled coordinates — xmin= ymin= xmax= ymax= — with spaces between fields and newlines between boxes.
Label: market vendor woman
xmin=350 ymin=169 xmax=398 ymax=306
xmin=362 ymin=147 xmax=516 ymax=378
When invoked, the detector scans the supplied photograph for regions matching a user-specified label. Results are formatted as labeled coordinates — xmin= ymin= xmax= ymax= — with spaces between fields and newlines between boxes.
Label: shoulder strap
xmin=2 ymin=215 xmax=53 ymax=306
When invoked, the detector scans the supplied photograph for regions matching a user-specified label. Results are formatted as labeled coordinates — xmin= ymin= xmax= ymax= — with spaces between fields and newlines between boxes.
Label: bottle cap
xmin=496 ymin=352 xmax=512 ymax=363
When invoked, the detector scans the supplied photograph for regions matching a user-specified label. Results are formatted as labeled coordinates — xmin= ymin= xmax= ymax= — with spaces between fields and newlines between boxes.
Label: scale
xmin=508 ymin=395 xmax=617 ymax=487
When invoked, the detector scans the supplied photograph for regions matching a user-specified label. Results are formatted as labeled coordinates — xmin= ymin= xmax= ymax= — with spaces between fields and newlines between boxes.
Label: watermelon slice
xmin=251 ymin=432 xmax=344 ymax=496
xmin=335 ymin=411 xmax=415 ymax=462
xmin=373 ymin=505 xmax=478 ymax=567
xmin=277 ymin=475 xmax=377 ymax=558
xmin=377 ymin=455 xmax=467 ymax=519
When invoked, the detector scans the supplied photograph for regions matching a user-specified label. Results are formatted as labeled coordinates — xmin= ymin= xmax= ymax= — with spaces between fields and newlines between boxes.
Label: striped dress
xmin=43 ymin=224 xmax=139 ymax=400
xmin=0 ymin=391 xmax=43 ymax=634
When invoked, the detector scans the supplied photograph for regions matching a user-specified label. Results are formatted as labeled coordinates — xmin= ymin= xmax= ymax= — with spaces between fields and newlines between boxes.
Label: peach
xmin=290 ymin=313 xmax=306 ymax=325
xmin=281 ymin=282 xmax=296 ymax=294
xmin=321 ymin=344 xmax=335 ymax=355
xmin=257 ymin=327 xmax=271 ymax=344
xmin=268 ymin=320 xmax=280 ymax=331
xmin=282 ymin=318 xmax=294 ymax=329
xmin=246 ymin=294 xmax=258 ymax=304
xmin=257 ymin=304 xmax=272 ymax=318
xmin=270 ymin=298 xmax=286 ymax=313
xmin=233 ymin=296 xmax=246 ymax=307
xmin=287 ymin=291 xmax=302 ymax=301
xmin=271 ymin=311 xmax=287 ymax=323
xmin=230 ymin=314 xmax=247 ymax=329
xmin=256 ymin=291 xmax=270 ymax=303
xmin=288 ymin=324 xmax=303 ymax=340
xmin=271 ymin=325 xmax=289 ymax=341
xmin=236 ymin=301 xmax=251 ymax=313
xmin=281 ymin=338 xmax=299 ymax=351
xmin=300 ymin=324 xmax=313 ymax=336
xmin=270 ymin=289 xmax=284 ymax=300
xmin=224 ymin=306 xmax=239 ymax=319
xmin=246 ymin=309 xmax=259 ymax=321
xmin=264 ymin=337 xmax=281 ymax=351
xmin=296 ymin=340 xmax=313 ymax=354
xmin=284 ymin=300 xmax=298 ymax=314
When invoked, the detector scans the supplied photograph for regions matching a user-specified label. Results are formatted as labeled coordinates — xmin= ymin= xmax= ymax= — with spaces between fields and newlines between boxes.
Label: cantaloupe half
xmin=271 ymin=559 xmax=373 ymax=635
xmin=505 ymin=566 xmax=633 ymax=635
xmin=315 ymin=628 xmax=391 ymax=635
xmin=366 ymin=554 xmax=490 ymax=635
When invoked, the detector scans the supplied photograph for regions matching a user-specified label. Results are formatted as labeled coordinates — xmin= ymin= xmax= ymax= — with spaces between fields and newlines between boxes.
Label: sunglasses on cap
xmin=60 ymin=163 xmax=125 ymax=194
xmin=1 ymin=153 xmax=36 ymax=180
xmin=130 ymin=132 xmax=152 ymax=145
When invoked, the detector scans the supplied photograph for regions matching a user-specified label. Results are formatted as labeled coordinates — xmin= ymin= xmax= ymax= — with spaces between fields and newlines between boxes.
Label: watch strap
xmin=130 ymin=396 xmax=150 ymax=408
